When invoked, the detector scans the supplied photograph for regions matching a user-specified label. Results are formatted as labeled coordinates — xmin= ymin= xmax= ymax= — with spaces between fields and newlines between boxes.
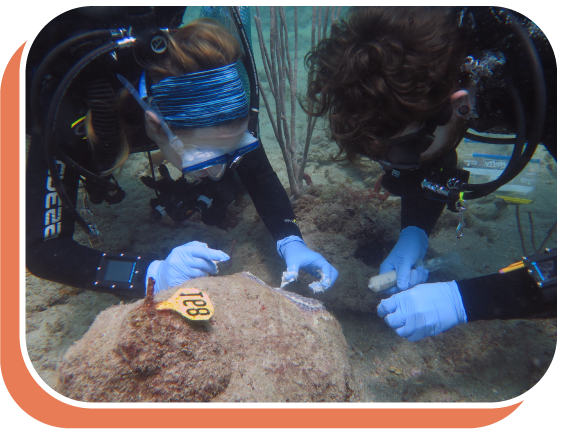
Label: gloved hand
xmin=141 ymin=164 xmax=203 ymax=222
xmin=146 ymin=241 xmax=230 ymax=294
xmin=377 ymin=281 xmax=467 ymax=342
xmin=380 ymin=226 xmax=429 ymax=293
xmin=141 ymin=164 xmax=175 ymax=193
xmin=277 ymin=235 xmax=338 ymax=293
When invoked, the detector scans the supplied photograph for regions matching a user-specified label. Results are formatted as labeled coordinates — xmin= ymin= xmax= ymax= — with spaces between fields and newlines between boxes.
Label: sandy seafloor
xmin=25 ymin=6 xmax=556 ymax=403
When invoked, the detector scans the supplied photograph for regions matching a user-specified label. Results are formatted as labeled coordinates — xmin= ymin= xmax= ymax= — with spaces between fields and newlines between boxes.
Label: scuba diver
xmin=305 ymin=6 xmax=556 ymax=341
xmin=26 ymin=6 xmax=338 ymax=298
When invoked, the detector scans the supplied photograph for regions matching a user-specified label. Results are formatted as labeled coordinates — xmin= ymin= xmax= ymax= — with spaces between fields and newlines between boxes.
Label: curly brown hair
xmin=305 ymin=7 xmax=467 ymax=163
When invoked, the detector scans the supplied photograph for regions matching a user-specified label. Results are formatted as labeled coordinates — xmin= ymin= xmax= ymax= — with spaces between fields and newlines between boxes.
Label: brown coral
xmin=57 ymin=273 xmax=357 ymax=402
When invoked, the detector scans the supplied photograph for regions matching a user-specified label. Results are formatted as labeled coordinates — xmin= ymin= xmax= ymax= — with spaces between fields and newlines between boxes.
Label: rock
xmin=57 ymin=272 xmax=358 ymax=402
xmin=25 ymin=269 xmax=80 ymax=313
xmin=472 ymin=203 xmax=505 ymax=221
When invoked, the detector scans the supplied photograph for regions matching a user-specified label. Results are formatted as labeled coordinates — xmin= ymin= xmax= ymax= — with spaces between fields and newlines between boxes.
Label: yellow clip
xmin=156 ymin=288 xmax=214 ymax=321
xmin=495 ymin=195 xmax=532 ymax=205
xmin=499 ymin=261 xmax=525 ymax=274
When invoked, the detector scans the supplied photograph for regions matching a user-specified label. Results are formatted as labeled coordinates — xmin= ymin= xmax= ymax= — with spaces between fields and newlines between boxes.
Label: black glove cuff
xmin=457 ymin=269 xmax=555 ymax=322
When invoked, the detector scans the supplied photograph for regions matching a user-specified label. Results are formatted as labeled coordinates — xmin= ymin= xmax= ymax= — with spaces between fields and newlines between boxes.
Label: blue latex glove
xmin=146 ymin=241 xmax=230 ymax=294
xmin=277 ymin=235 xmax=338 ymax=293
xmin=379 ymin=226 xmax=429 ymax=293
xmin=377 ymin=281 xmax=468 ymax=342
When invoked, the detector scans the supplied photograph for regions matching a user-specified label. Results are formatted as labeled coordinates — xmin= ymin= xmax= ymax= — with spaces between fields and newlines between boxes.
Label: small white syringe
xmin=368 ymin=251 xmax=462 ymax=293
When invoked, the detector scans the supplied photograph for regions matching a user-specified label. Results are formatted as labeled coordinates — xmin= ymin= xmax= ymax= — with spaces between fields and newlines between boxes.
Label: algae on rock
xmin=58 ymin=272 xmax=357 ymax=402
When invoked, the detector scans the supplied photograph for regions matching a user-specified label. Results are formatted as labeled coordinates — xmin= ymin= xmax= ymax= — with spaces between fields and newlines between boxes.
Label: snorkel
xmin=116 ymin=73 xmax=185 ymax=171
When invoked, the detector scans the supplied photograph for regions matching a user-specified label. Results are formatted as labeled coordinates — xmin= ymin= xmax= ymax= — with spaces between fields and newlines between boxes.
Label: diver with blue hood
xmin=26 ymin=6 xmax=338 ymax=298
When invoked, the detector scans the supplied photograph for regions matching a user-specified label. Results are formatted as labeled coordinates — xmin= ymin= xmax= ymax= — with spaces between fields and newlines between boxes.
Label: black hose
xmin=461 ymin=83 xmax=533 ymax=198
xmin=463 ymin=132 xmax=517 ymax=145
xmin=45 ymin=40 xmax=124 ymax=190
xmin=500 ymin=10 xmax=546 ymax=149
xmin=456 ymin=11 xmax=545 ymax=200
xmin=30 ymin=29 xmax=116 ymax=133
xmin=85 ymin=79 xmax=121 ymax=172
xmin=229 ymin=6 xmax=260 ymax=137
xmin=500 ymin=82 xmax=526 ymax=173
xmin=44 ymin=40 xmax=125 ymax=234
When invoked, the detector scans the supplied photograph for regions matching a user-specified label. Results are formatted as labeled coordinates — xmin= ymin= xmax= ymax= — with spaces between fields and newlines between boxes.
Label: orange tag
xmin=156 ymin=288 xmax=214 ymax=321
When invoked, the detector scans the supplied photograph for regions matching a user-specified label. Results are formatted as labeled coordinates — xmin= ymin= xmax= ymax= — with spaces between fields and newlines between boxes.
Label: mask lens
xmin=183 ymin=153 xmax=228 ymax=172
xmin=182 ymin=137 xmax=259 ymax=173
xmin=202 ymin=163 xmax=227 ymax=181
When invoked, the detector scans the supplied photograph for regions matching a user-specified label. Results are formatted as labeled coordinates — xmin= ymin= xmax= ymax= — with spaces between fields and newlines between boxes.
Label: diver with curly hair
xmin=305 ymin=6 xmax=556 ymax=341
xmin=27 ymin=6 xmax=338 ymax=298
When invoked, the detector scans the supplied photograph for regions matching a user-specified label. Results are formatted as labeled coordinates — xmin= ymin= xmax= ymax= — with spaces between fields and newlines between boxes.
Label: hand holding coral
xmin=277 ymin=236 xmax=338 ymax=293
xmin=379 ymin=226 xmax=429 ymax=292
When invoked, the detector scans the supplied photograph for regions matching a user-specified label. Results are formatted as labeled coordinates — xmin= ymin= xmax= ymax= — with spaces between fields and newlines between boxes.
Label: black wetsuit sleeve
xmin=26 ymin=127 xmax=101 ymax=286
xmin=400 ymin=197 xmax=445 ymax=236
xmin=235 ymin=140 xmax=302 ymax=242
xmin=456 ymin=269 xmax=555 ymax=322
xmin=25 ymin=128 xmax=152 ymax=299
xmin=385 ymin=151 xmax=457 ymax=236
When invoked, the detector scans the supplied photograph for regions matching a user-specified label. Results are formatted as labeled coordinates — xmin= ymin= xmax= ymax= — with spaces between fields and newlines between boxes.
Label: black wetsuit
xmin=26 ymin=7 xmax=301 ymax=298
xmin=381 ymin=7 xmax=557 ymax=321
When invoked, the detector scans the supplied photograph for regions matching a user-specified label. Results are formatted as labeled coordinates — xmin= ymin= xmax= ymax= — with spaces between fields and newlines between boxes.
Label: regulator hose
xmin=44 ymin=39 xmax=133 ymax=191
xmin=84 ymin=79 xmax=121 ymax=173
xmin=30 ymin=29 xmax=122 ymax=133
xmin=460 ymin=81 xmax=531 ymax=199
xmin=454 ymin=10 xmax=546 ymax=200
xmin=44 ymin=39 xmax=129 ymax=234
xmin=229 ymin=6 xmax=260 ymax=138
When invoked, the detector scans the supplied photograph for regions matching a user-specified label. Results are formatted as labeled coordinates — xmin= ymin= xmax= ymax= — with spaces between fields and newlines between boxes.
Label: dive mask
xmin=117 ymin=73 xmax=258 ymax=180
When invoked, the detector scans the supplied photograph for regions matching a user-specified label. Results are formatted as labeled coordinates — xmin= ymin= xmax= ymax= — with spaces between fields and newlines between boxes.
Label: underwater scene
xmin=25 ymin=6 xmax=556 ymax=402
